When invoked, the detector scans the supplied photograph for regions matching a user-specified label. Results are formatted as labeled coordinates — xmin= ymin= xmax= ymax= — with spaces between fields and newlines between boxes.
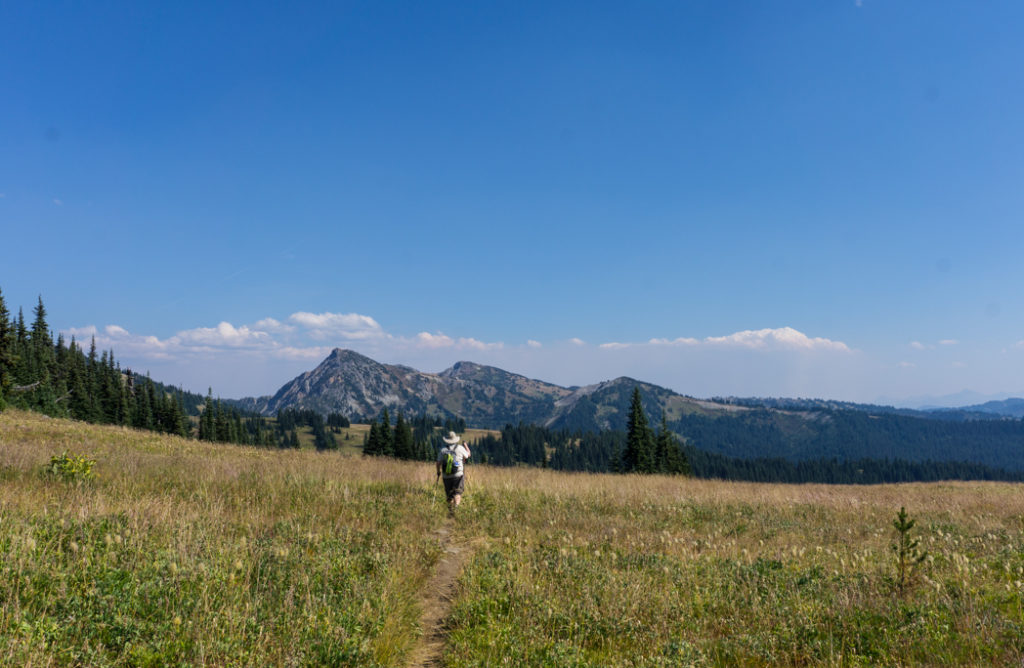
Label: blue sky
xmin=3 ymin=1 xmax=1023 ymax=405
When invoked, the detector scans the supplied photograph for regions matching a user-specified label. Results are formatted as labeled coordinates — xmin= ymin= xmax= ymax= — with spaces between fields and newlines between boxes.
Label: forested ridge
xmin=466 ymin=418 xmax=1024 ymax=484
xmin=671 ymin=408 xmax=1024 ymax=472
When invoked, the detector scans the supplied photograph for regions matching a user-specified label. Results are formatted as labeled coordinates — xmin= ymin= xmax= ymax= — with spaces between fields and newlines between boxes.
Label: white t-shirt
xmin=438 ymin=443 xmax=471 ymax=478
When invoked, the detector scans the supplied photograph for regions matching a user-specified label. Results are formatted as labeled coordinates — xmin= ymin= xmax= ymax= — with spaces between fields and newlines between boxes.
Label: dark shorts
xmin=442 ymin=475 xmax=465 ymax=501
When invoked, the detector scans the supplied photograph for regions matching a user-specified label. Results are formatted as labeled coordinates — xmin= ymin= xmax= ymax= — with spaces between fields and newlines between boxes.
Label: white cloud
xmin=416 ymin=332 xmax=455 ymax=348
xmin=174 ymin=322 xmax=272 ymax=348
xmin=649 ymin=337 xmax=700 ymax=346
xmin=67 ymin=325 xmax=98 ymax=339
xmin=273 ymin=346 xmax=333 ymax=361
xmin=105 ymin=325 xmax=130 ymax=337
xmin=253 ymin=318 xmax=295 ymax=334
xmin=899 ymin=361 xmax=916 ymax=368
xmin=912 ymin=339 xmax=959 ymax=350
xmin=289 ymin=311 xmax=384 ymax=340
xmin=460 ymin=337 xmax=503 ymax=351
xmin=592 ymin=328 xmax=849 ymax=356
xmin=703 ymin=327 xmax=850 ymax=352
xmin=412 ymin=332 xmax=502 ymax=351
xmin=569 ymin=338 xmax=587 ymax=346
xmin=527 ymin=340 xmax=542 ymax=348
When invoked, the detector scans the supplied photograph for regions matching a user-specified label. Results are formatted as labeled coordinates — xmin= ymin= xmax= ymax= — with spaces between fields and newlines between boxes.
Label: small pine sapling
xmin=891 ymin=506 xmax=928 ymax=597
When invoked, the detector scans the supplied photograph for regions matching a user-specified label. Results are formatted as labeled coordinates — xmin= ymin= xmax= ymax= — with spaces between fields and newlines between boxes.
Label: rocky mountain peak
xmin=242 ymin=349 xmax=702 ymax=431
xmin=440 ymin=361 xmax=484 ymax=379
xmin=325 ymin=348 xmax=377 ymax=366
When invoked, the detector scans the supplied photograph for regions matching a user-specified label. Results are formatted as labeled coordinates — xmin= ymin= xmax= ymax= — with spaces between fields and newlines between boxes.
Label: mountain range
xmin=232 ymin=347 xmax=713 ymax=430
xmin=235 ymin=348 xmax=1024 ymax=425
xmin=231 ymin=349 xmax=1024 ymax=471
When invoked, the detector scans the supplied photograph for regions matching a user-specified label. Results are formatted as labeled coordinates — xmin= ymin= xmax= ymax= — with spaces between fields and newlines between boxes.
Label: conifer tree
xmin=132 ymin=380 xmax=154 ymax=430
xmin=622 ymin=386 xmax=655 ymax=473
xmin=0 ymin=288 xmax=14 ymax=407
xmin=655 ymin=412 xmax=691 ymax=475
xmin=364 ymin=421 xmax=382 ymax=456
xmin=393 ymin=412 xmax=414 ymax=459
xmin=380 ymin=408 xmax=394 ymax=456
xmin=200 ymin=390 xmax=215 ymax=440
xmin=30 ymin=296 xmax=52 ymax=358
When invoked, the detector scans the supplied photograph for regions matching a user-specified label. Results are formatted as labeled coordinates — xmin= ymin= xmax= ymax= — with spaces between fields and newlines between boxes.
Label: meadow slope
xmin=2 ymin=409 xmax=1024 ymax=666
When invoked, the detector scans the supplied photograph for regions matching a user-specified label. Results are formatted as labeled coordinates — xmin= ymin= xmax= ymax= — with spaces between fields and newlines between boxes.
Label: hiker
xmin=436 ymin=431 xmax=471 ymax=515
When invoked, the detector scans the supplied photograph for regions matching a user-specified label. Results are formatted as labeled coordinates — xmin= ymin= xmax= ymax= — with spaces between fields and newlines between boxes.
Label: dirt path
xmin=406 ymin=521 xmax=474 ymax=668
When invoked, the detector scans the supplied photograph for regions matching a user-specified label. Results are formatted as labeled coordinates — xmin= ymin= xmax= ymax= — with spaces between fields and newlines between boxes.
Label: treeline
xmin=0 ymin=292 xmax=193 ymax=436
xmin=196 ymin=391 xmax=277 ymax=447
xmin=471 ymin=391 xmax=688 ymax=475
xmin=685 ymin=449 xmax=1024 ymax=484
xmin=274 ymin=408 xmax=346 ymax=450
xmin=362 ymin=409 xmax=465 ymax=460
xmin=468 ymin=422 xmax=1024 ymax=484
xmin=672 ymin=408 xmax=1024 ymax=472
xmin=0 ymin=290 xmax=359 ymax=450
xmin=473 ymin=424 xmax=621 ymax=471
xmin=472 ymin=388 xmax=690 ymax=475
xmin=464 ymin=388 xmax=1024 ymax=484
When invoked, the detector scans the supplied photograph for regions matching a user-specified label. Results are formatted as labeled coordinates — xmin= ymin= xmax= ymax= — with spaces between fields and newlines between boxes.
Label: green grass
xmin=446 ymin=474 xmax=1024 ymax=667
xmin=0 ymin=410 xmax=442 ymax=666
xmin=3 ymin=409 xmax=1024 ymax=666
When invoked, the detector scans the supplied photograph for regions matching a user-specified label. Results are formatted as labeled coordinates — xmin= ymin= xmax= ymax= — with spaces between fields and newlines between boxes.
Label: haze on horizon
xmin=3 ymin=2 xmax=1023 ymax=408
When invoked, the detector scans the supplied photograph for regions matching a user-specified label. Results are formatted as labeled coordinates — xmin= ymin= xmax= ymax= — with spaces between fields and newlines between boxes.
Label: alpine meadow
xmin=4 ymin=409 xmax=1024 ymax=666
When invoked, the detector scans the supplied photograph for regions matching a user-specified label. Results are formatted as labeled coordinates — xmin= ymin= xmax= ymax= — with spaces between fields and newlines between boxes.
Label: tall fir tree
xmin=29 ymin=296 xmax=54 ymax=376
xmin=379 ymin=408 xmax=394 ymax=456
xmin=655 ymin=412 xmax=690 ymax=475
xmin=200 ymin=389 xmax=215 ymax=441
xmin=622 ymin=386 xmax=656 ymax=473
xmin=0 ymin=288 xmax=14 ymax=407
xmin=393 ymin=412 xmax=414 ymax=459
xmin=364 ymin=421 xmax=382 ymax=456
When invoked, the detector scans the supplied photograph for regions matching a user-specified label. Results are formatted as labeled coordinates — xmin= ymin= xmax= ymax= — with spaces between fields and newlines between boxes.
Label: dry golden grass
xmin=0 ymin=409 xmax=444 ymax=666
xmin=3 ymin=408 xmax=1024 ymax=666
xmin=449 ymin=468 xmax=1024 ymax=666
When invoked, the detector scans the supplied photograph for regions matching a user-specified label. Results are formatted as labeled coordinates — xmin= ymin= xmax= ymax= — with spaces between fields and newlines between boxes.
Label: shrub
xmin=46 ymin=451 xmax=96 ymax=482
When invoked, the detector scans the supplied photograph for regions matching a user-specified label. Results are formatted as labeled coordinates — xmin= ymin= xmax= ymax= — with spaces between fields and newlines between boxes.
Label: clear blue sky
xmin=3 ymin=1 xmax=1023 ymax=405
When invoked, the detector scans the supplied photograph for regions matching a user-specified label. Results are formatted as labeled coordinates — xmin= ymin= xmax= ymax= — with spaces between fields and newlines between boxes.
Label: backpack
xmin=443 ymin=450 xmax=455 ymax=475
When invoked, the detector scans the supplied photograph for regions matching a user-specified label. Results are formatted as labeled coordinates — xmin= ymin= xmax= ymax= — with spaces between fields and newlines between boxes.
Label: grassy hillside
xmin=3 ymin=409 xmax=1024 ymax=666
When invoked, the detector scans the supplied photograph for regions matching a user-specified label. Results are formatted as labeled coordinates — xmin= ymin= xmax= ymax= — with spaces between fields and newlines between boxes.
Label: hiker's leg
xmin=446 ymin=476 xmax=465 ymax=511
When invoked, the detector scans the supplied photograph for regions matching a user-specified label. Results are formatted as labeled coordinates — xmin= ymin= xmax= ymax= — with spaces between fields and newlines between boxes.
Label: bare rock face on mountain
xmin=236 ymin=348 xmax=714 ymax=430
xmin=255 ymin=349 xmax=437 ymax=418
xmin=245 ymin=349 xmax=573 ymax=427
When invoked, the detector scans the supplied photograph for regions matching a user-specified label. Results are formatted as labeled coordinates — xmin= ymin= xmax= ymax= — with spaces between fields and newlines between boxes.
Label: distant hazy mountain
xmin=951 ymin=398 xmax=1024 ymax=419
xmin=881 ymin=390 xmax=1021 ymax=411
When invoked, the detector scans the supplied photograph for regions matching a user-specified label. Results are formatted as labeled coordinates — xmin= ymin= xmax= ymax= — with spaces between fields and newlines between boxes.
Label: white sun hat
xmin=442 ymin=431 xmax=460 ymax=445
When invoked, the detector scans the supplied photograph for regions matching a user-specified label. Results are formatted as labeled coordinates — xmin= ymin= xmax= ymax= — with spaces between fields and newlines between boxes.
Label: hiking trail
xmin=406 ymin=520 xmax=476 ymax=668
